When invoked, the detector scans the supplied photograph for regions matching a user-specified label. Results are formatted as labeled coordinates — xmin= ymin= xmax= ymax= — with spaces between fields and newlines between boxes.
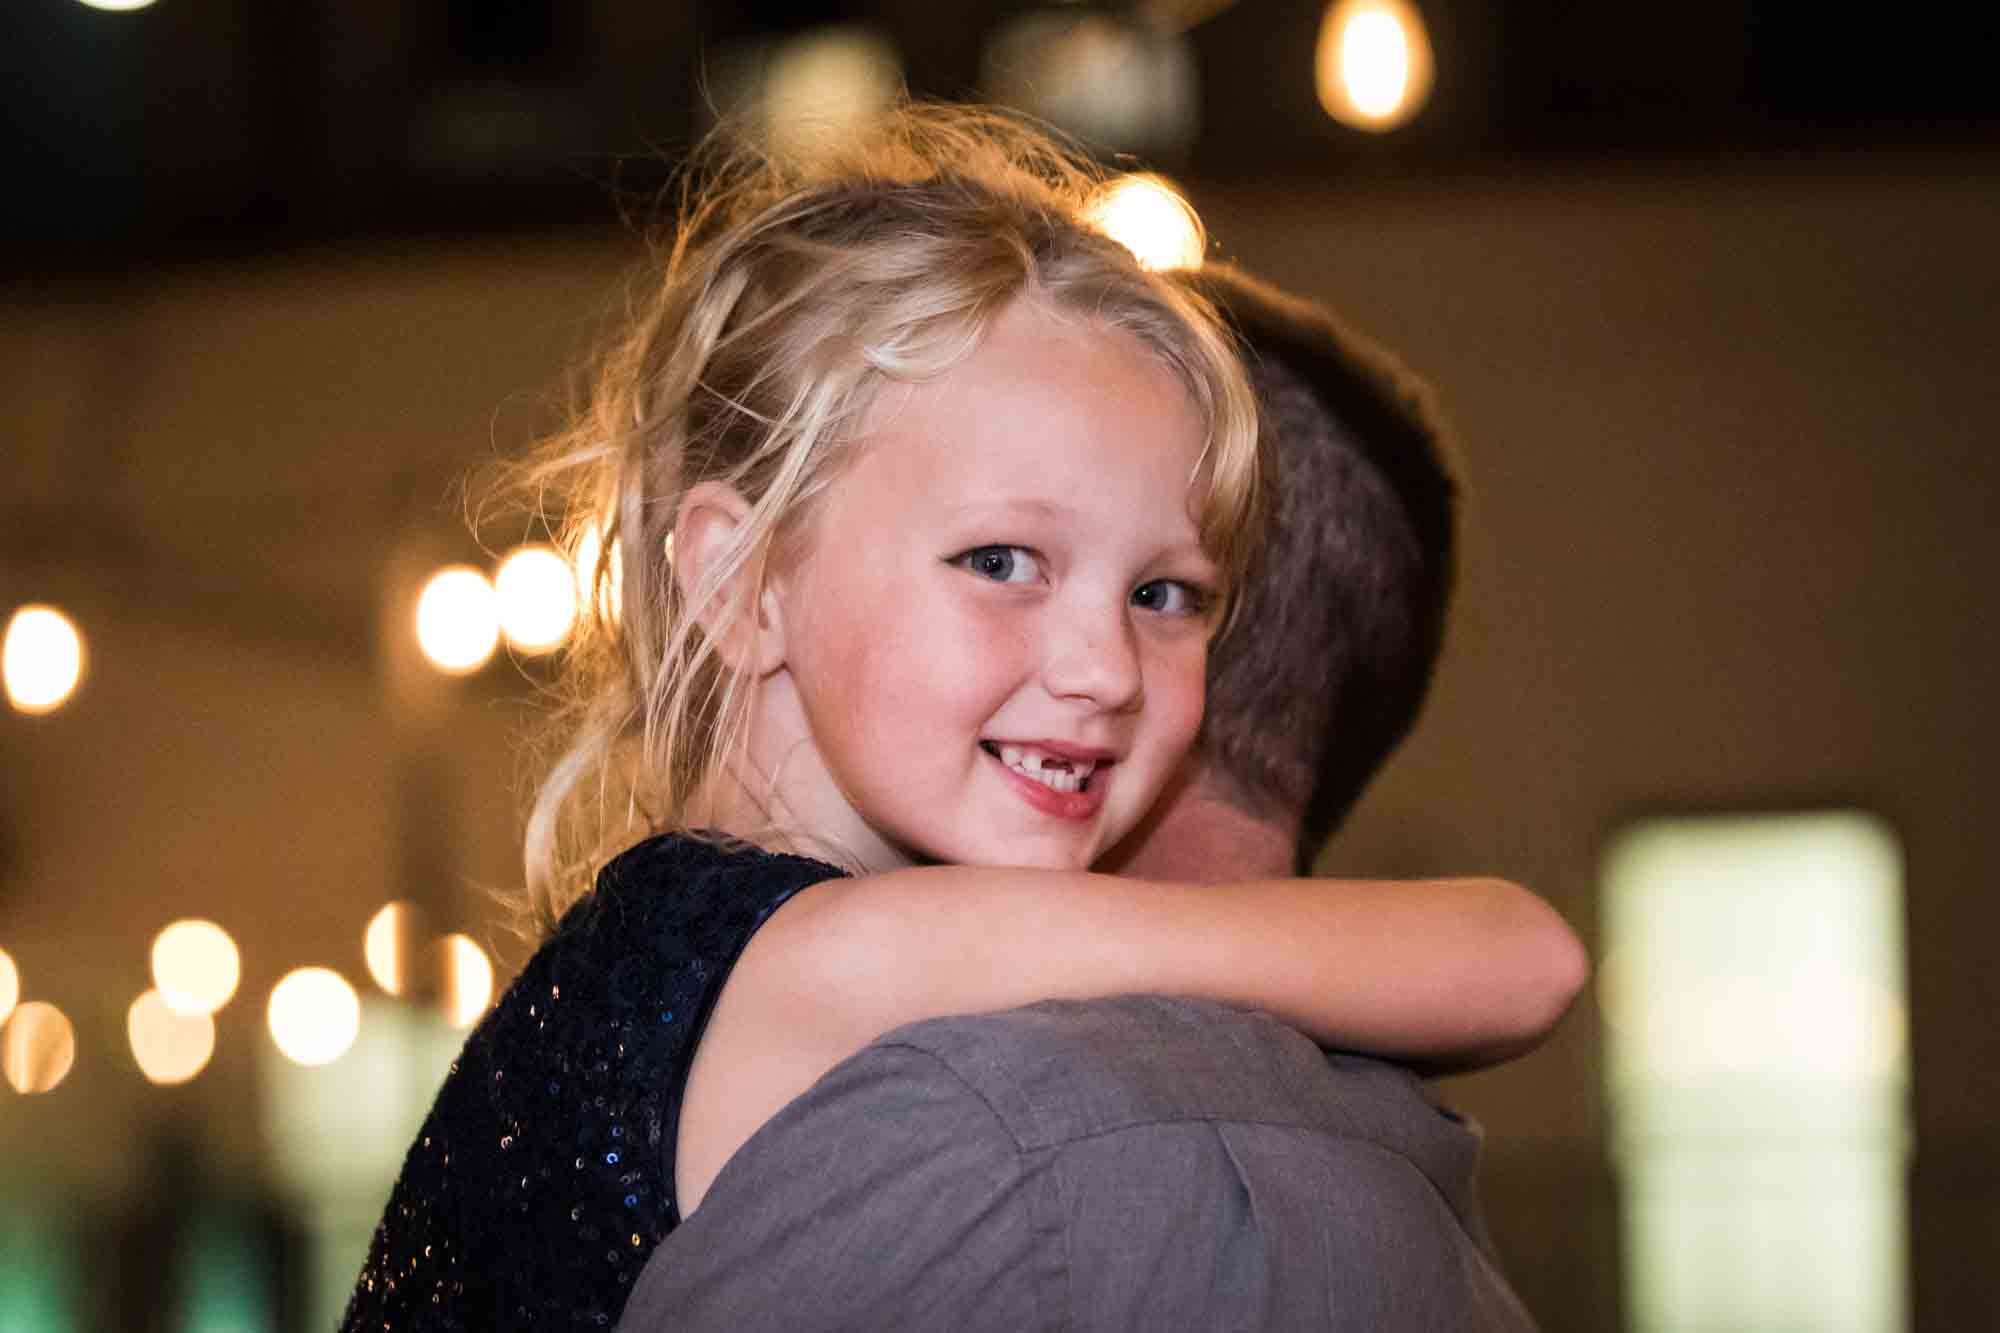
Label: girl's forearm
xmin=783 ymin=867 xmax=1588 ymax=1071
xmin=1183 ymin=874 xmax=1591 ymax=1072
xmin=688 ymin=868 xmax=1585 ymax=1210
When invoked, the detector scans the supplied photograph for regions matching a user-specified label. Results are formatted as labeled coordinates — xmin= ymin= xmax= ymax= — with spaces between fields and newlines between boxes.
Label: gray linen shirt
xmin=620 ymin=995 xmax=1536 ymax=1331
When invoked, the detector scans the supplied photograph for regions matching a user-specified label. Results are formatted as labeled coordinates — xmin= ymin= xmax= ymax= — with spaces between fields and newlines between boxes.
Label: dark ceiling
xmin=4 ymin=0 xmax=1996 ymax=265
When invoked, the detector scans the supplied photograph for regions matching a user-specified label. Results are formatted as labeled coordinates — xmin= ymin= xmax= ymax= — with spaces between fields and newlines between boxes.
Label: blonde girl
xmin=343 ymin=105 xmax=1580 ymax=1332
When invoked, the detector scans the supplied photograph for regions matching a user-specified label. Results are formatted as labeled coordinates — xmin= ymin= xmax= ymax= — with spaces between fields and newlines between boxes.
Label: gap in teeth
xmin=991 ymin=743 xmax=1095 ymax=793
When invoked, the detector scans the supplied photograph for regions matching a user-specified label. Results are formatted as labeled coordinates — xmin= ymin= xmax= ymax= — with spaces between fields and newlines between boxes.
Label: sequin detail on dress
xmin=340 ymin=834 xmax=845 ymax=1331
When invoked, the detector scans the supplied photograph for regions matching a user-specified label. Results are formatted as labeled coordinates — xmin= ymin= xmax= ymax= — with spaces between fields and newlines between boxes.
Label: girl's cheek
xmin=1151 ymin=641 xmax=1210 ymax=739
xmin=948 ymin=597 xmax=1035 ymax=660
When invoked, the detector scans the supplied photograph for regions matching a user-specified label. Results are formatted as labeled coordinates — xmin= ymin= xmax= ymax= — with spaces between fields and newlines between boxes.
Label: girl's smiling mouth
xmin=976 ymin=736 xmax=1120 ymax=808
xmin=985 ymin=742 xmax=1092 ymax=792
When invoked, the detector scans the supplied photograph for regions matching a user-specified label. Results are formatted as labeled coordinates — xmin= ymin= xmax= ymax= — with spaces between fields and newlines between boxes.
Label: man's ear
xmin=673 ymin=481 xmax=788 ymax=675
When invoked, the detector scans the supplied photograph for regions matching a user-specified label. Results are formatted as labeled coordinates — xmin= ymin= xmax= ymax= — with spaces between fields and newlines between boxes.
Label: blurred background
xmin=2 ymin=1 xmax=1996 ymax=1329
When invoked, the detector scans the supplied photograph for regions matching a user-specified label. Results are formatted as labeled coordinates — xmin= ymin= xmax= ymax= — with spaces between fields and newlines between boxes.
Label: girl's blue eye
xmin=1132 ymin=579 xmax=1209 ymax=617
xmin=954 ymin=546 xmax=1041 ymax=584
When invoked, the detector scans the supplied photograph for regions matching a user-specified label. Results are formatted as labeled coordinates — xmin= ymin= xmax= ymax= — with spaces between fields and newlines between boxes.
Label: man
xmin=617 ymin=265 xmax=1554 ymax=1330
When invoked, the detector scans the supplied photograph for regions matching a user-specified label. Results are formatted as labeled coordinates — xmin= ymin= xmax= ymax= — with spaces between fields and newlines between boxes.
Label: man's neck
xmin=1100 ymin=770 xmax=1298 ymax=883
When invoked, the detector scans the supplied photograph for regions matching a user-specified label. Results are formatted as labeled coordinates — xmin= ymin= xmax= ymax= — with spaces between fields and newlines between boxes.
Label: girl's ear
xmin=673 ymin=481 xmax=788 ymax=675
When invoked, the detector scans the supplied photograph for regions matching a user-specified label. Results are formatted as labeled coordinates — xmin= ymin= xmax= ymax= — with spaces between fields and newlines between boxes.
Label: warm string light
xmin=495 ymin=545 xmax=578 ymax=653
xmin=416 ymin=537 xmax=608 ymax=675
xmin=1 ymin=903 xmax=499 ymax=1087
xmin=1083 ymin=174 xmax=1205 ymax=272
xmin=4 ymin=604 xmax=86 ymax=715
xmin=364 ymin=901 xmax=429 ymax=997
xmin=437 ymin=934 xmax=496 ymax=1029
xmin=362 ymin=901 xmax=495 ymax=1029
xmin=572 ymin=519 xmax=623 ymax=624
xmin=0 ymin=948 xmax=18 ymax=1028
xmin=3 ymin=570 xmax=528 ymax=1088
xmin=151 ymin=919 xmax=241 ymax=1016
xmin=415 ymin=565 xmax=500 ymax=674
xmin=267 ymin=967 xmax=362 ymax=1067
xmin=1315 ymin=0 xmax=1434 ymax=131
xmin=0 ymin=953 xmax=82 ymax=1096
xmin=3 ymin=1001 xmax=76 ymax=1095
xmin=128 ymin=989 xmax=216 ymax=1084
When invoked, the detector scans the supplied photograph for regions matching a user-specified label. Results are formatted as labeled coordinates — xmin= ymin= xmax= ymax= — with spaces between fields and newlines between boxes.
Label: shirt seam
xmin=871 ymin=1039 xmax=1073 ymax=1333
xmin=872 ymin=1041 xmax=1479 ymax=1247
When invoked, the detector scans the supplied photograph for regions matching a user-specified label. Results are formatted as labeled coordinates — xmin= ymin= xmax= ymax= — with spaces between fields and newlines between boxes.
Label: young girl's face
xmin=762 ymin=297 xmax=1219 ymax=874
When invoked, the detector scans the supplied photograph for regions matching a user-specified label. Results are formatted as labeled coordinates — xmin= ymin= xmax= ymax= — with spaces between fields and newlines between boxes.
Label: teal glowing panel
xmin=0 ymin=1206 xmax=79 ymax=1333
xmin=175 ymin=1207 xmax=273 ymax=1333
xmin=1601 ymin=811 xmax=1909 ymax=1333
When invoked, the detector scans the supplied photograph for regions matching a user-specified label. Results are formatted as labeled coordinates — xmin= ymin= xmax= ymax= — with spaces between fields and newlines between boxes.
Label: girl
xmin=343 ymin=105 xmax=1581 ymax=1330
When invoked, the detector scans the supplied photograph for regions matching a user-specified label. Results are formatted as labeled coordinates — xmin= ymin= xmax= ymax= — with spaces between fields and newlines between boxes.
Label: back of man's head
xmin=1183 ymin=265 xmax=1459 ymax=870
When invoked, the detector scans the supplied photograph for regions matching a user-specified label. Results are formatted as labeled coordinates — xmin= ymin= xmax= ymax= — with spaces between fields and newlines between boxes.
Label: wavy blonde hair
xmin=515 ymin=104 xmax=1263 ymax=934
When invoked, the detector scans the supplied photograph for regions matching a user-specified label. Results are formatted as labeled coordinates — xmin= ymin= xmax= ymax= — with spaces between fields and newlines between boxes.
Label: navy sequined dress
xmin=340 ymin=833 xmax=846 ymax=1331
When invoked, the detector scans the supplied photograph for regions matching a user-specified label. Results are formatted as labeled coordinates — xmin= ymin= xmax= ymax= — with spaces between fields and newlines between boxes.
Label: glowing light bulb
xmin=573 ymin=518 xmax=623 ymax=624
xmin=415 ymin=565 xmax=499 ymax=674
xmin=0 ymin=949 xmax=17 ymax=1027
xmin=4 ymin=605 xmax=85 ymax=714
xmin=151 ymin=919 xmax=241 ymax=1016
xmin=495 ymin=545 xmax=578 ymax=653
xmin=2 ymin=1001 xmax=76 ymax=1094
xmin=128 ymin=989 xmax=216 ymax=1084
xmin=1083 ymin=175 xmax=1205 ymax=272
xmin=437 ymin=934 xmax=495 ymax=1028
xmin=1315 ymin=0 xmax=1434 ymax=131
xmin=267 ymin=967 xmax=362 ymax=1067
xmin=363 ymin=900 xmax=430 ymax=996
xmin=76 ymin=0 xmax=158 ymax=11
xmin=1342 ymin=12 xmax=1408 ymax=116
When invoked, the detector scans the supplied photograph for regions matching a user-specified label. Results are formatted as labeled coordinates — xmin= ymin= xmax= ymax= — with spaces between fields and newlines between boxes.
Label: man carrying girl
xmin=343 ymin=104 xmax=1581 ymax=1331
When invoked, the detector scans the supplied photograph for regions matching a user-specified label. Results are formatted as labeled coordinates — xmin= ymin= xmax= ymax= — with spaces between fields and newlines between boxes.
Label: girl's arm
xmin=677 ymin=868 xmax=1586 ymax=1211
xmin=772 ymin=867 xmax=1585 ymax=1067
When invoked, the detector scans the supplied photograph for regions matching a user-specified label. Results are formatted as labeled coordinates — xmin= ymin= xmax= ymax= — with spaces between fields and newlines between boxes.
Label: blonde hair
xmin=515 ymin=104 xmax=1262 ymax=934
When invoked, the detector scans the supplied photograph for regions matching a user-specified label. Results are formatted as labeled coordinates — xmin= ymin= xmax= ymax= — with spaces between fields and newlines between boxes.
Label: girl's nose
xmin=1042 ymin=609 xmax=1143 ymax=711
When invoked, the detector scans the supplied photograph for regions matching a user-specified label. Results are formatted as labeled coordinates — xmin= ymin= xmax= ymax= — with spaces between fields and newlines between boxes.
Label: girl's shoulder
xmin=342 ymin=833 xmax=849 ymax=1327
xmin=524 ymin=831 xmax=851 ymax=1046
xmin=592 ymin=830 xmax=848 ymax=902
xmin=572 ymin=831 xmax=850 ymax=951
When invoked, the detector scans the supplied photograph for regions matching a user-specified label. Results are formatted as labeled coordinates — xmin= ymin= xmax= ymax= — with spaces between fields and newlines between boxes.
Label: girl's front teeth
xmin=996 ymin=743 xmax=1096 ymax=793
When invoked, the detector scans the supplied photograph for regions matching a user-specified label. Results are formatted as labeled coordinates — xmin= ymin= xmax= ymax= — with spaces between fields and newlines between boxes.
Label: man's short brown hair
xmin=1181 ymin=266 xmax=1458 ymax=868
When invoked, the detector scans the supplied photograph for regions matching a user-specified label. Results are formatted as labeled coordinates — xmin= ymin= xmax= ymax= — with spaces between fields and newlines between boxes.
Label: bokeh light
xmin=4 ymin=605 xmax=85 ymax=715
xmin=151 ymin=919 xmax=241 ymax=1016
xmin=0 ymin=948 xmax=17 ymax=1027
xmin=1601 ymin=811 xmax=1910 ymax=1333
xmin=1083 ymin=174 xmax=1205 ymax=272
xmin=572 ymin=517 xmax=623 ymax=623
xmin=267 ymin=967 xmax=362 ymax=1067
xmin=127 ymin=989 xmax=217 ymax=1085
xmin=2 ymin=1001 xmax=76 ymax=1094
xmin=1780 ymin=966 xmax=1908 ymax=1080
xmin=764 ymin=26 xmax=903 ymax=156
xmin=363 ymin=900 xmax=431 ymax=997
xmin=415 ymin=565 xmax=500 ymax=674
xmin=495 ymin=544 xmax=577 ymax=653
xmin=76 ymin=0 xmax=158 ymax=11
xmin=982 ymin=12 xmax=1199 ymax=160
xmin=437 ymin=934 xmax=495 ymax=1029
xmin=1315 ymin=0 xmax=1434 ymax=131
